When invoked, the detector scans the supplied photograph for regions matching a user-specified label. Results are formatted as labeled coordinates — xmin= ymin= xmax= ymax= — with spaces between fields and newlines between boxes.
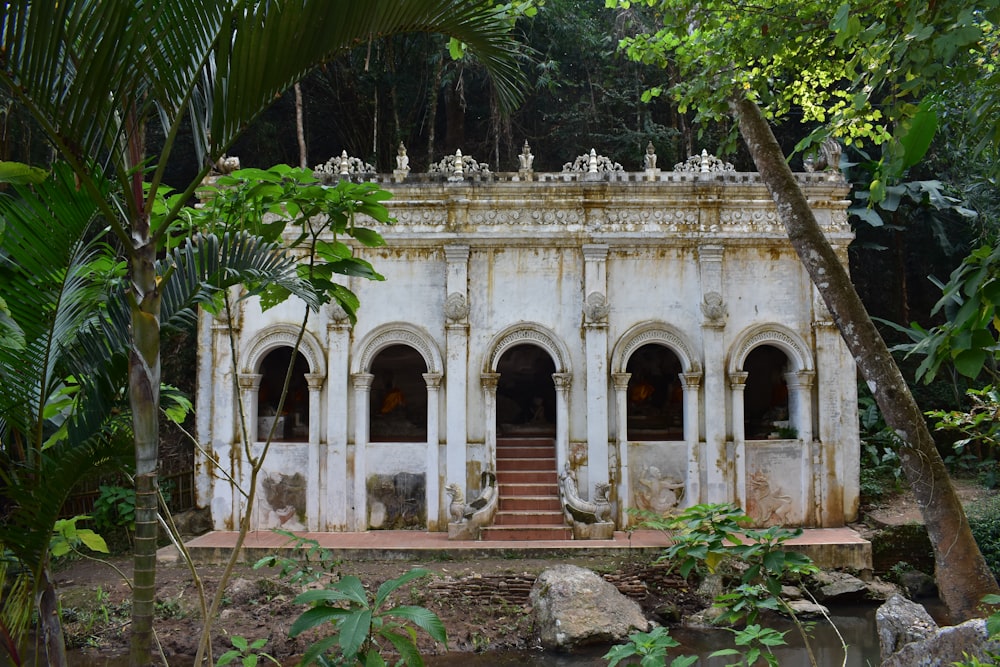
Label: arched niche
xmin=353 ymin=322 xmax=443 ymax=376
xmin=242 ymin=323 xmax=326 ymax=377
xmin=727 ymin=324 xmax=813 ymax=376
xmin=484 ymin=322 xmax=571 ymax=375
xmin=610 ymin=322 xmax=701 ymax=376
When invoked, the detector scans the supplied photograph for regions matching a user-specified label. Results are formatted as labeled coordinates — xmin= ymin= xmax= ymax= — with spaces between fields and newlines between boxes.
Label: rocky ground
xmin=52 ymin=479 xmax=995 ymax=666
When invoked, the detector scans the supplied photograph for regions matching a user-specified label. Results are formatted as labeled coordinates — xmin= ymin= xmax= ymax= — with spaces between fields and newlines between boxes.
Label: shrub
xmin=968 ymin=495 xmax=1000 ymax=583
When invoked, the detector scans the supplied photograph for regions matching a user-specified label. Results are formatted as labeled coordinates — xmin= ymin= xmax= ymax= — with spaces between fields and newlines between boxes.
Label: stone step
xmin=496 ymin=470 xmax=558 ymax=485
xmin=499 ymin=482 xmax=560 ymax=497
xmin=496 ymin=438 xmax=556 ymax=447
xmin=496 ymin=456 xmax=556 ymax=471
xmin=494 ymin=510 xmax=565 ymax=526
xmin=495 ymin=446 xmax=555 ymax=459
xmin=499 ymin=496 xmax=562 ymax=512
xmin=480 ymin=525 xmax=574 ymax=541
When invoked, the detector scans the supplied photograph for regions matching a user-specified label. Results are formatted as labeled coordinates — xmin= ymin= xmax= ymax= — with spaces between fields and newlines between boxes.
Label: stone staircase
xmin=481 ymin=437 xmax=571 ymax=541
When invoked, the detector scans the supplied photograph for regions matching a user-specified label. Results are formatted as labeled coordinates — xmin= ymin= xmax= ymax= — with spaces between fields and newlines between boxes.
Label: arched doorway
xmin=369 ymin=344 xmax=428 ymax=443
xmin=257 ymin=347 xmax=310 ymax=442
xmin=742 ymin=344 xmax=791 ymax=439
xmin=495 ymin=343 xmax=556 ymax=437
xmin=625 ymin=343 xmax=684 ymax=441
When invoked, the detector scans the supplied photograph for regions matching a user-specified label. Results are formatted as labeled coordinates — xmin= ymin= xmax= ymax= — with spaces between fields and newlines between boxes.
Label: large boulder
xmin=529 ymin=565 xmax=649 ymax=650
xmin=877 ymin=594 xmax=938 ymax=661
xmin=878 ymin=594 xmax=1000 ymax=666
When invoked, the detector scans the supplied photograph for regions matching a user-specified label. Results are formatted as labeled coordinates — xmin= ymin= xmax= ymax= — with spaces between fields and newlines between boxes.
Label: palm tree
xmin=0 ymin=2 xmax=521 ymax=664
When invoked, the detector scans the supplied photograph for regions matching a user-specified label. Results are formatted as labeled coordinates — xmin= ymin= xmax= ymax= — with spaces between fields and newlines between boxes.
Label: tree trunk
xmin=129 ymin=208 xmax=162 ymax=665
xmin=294 ymin=82 xmax=307 ymax=169
xmin=37 ymin=568 xmax=67 ymax=667
xmin=731 ymin=95 xmax=999 ymax=622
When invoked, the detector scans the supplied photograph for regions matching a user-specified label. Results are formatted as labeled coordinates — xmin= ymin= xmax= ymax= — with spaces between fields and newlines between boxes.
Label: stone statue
xmin=214 ymin=155 xmax=240 ymax=174
xmin=803 ymin=136 xmax=842 ymax=177
xmin=518 ymin=140 xmax=534 ymax=171
xmin=560 ymin=464 xmax=612 ymax=524
xmin=395 ymin=142 xmax=410 ymax=171
xmin=445 ymin=483 xmax=466 ymax=522
xmin=644 ymin=141 xmax=657 ymax=170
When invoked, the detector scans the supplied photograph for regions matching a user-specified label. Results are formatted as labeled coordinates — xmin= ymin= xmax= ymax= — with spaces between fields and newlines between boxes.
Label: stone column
xmin=481 ymin=373 xmax=500 ymax=477
xmin=729 ymin=371 xmax=748 ymax=511
xmin=351 ymin=372 xmax=374 ymax=531
xmin=680 ymin=372 xmax=703 ymax=507
xmin=786 ymin=369 xmax=815 ymax=525
xmin=444 ymin=245 xmax=470 ymax=492
xmin=305 ymin=372 xmax=325 ymax=531
xmin=785 ymin=370 xmax=815 ymax=444
xmin=423 ymin=372 xmax=443 ymax=530
xmin=325 ymin=309 xmax=352 ymax=530
xmin=611 ymin=372 xmax=632 ymax=522
xmin=699 ymin=244 xmax=728 ymax=504
xmin=583 ymin=244 xmax=610 ymax=497
xmin=237 ymin=373 xmax=262 ymax=444
xmin=235 ymin=373 xmax=260 ymax=527
xmin=552 ymin=373 xmax=572 ymax=476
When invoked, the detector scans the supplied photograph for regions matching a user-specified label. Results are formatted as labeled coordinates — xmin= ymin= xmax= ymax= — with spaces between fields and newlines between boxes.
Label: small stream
xmin=427 ymin=605 xmax=882 ymax=666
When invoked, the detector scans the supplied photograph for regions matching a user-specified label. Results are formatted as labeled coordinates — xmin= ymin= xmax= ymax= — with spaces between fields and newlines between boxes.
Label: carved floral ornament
xmin=443 ymin=292 xmax=469 ymax=321
xmin=701 ymin=291 xmax=727 ymax=324
xmin=583 ymin=291 xmax=610 ymax=323
xmin=673 ymin=149 xmax=735 ymax=173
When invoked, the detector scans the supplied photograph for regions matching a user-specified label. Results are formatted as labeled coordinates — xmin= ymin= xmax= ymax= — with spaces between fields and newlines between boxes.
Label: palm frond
xmin=159 ymin=231 xmax=318 ymax=332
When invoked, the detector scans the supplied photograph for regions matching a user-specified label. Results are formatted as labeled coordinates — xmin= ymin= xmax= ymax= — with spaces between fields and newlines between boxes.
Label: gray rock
xmin=810 ymin=570 xmax=868 ymax=602
xmin=881 ymin=617 xmax=1000 ymax=667
xmin=529 ymin=565 xmax=649 ymax=650
xmin=899 ymin=570 xmax=938 ymax=599
xmin=876 ymin=594 xmax=938 ymax=661
xmin=783 ymin=599 xmax=829 ymax=618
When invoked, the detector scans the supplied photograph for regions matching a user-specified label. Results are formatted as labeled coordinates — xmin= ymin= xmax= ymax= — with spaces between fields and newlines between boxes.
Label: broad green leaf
xmin=77 ymin=529 xmax=109 ymax=554
xmin=898 ymin=102 xmax=938 ymax=170
xmin=337 ymin=609 xmax=373 ymax=658
xmin=0 ymin=161 xmax=48 ymax=185
xmin=954 ymin=348 xmax=987 ymax=378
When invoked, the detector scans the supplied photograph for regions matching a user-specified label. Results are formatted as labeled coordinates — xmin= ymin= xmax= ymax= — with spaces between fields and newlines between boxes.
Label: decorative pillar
xmin=729 ymin=371 xmax=748 ymax=511
xmin=583 ymin=244 xmax=610 ymax=497
xmin=237 ymin=373 xmax=262 ymax=443
xmin=552 ymin=373 xmax=572 ymax=476
xmin=786 ymin=369 xmax=815 ymax=526
xmin=423 ymin=372 xmax=443 ymax=530
xmin=611 ymin=372 xmax=632 ymax=523
xmin=235 ymin=373 xmax=261 ymax=528
xmin=305 ymin=372 xmax=325 ymax=531
xmin=351 ymin=372 xmax=374 ymax=531
xmin=444 ymin=245 xmax=471 ymax=493
xmin=680 ymin=372 xmax=703 ymax=507
xmin=325 ymin=306 xmax=352 ymax=530
xmin=482 ymin=373 xmax=500 ymax=477
xmin=698 ymin=244 xmax=728 ymax=504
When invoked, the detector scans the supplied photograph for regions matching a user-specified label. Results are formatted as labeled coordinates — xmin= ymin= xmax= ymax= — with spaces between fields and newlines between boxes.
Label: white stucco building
xmin=195 ymin=150 xmax=860 ymax=539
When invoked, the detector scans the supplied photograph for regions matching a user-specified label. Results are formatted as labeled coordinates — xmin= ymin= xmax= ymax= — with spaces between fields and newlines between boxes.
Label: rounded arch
xmin=243 ymin=324 xmax=326 ymax=377
xmin=353 ymin=322 xmax=443 ymax=375
xmin=727 ymin=324 xmax=813 ymax=375
xmin=484 ymin=322 xmax=571 ymax=374
xmin=611 ymin=322 xmax=701 ymax=375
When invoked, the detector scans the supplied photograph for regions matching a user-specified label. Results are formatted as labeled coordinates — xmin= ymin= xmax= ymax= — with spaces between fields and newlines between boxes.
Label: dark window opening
xmin=626 ymin=344 xmax=684 ymax=441
xmin=743 ymin=345 xmax=790 ymax=439
xmin=370 ymin=345 xmax=428 ymax=442
xmin=258 ymin=348 xmax=310 ymax=442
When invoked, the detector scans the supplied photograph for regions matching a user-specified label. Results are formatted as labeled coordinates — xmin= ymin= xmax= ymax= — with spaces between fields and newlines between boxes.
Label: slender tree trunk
xmin=731 ymin=95 xmax=999 ymax=622
xmin=37 ymin=569 xmax=67 ymax=667
xmin=294 ymin=82 xmax=307 ymax=169
xmin=426 ymin=54 xmax=443 ymax=166
xmin=127 ymin=112 xmax=161 ymax=667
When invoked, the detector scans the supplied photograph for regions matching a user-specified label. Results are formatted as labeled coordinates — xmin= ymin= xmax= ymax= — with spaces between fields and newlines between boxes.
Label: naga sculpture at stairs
xmin=560 ymin=464 xmax=615 ymax=539
xmin=445 ymin=471 xmax=498 ymax=540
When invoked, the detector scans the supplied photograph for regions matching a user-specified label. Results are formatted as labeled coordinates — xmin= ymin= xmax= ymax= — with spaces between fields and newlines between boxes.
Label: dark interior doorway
xmin=495 ymin=344 xmax=556 ymax=437
xmin=625 ymin=343 xmax=684 ymax=441
xmin=258 ymin=347 xmax=309 ymax=442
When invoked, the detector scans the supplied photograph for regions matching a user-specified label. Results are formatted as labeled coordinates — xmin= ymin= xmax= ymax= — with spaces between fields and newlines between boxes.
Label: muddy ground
xmin=51 ymin=479 xmax=994 ymax=666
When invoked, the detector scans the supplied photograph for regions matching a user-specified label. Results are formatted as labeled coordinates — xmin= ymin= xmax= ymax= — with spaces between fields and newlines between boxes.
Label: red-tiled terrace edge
xmin=160 ymin=527 xmax=871 ymax=573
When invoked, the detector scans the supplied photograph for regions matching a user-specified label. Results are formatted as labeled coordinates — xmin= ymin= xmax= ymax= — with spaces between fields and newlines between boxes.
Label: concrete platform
xmin=159 ymin=527 xmax=871 ymax=572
